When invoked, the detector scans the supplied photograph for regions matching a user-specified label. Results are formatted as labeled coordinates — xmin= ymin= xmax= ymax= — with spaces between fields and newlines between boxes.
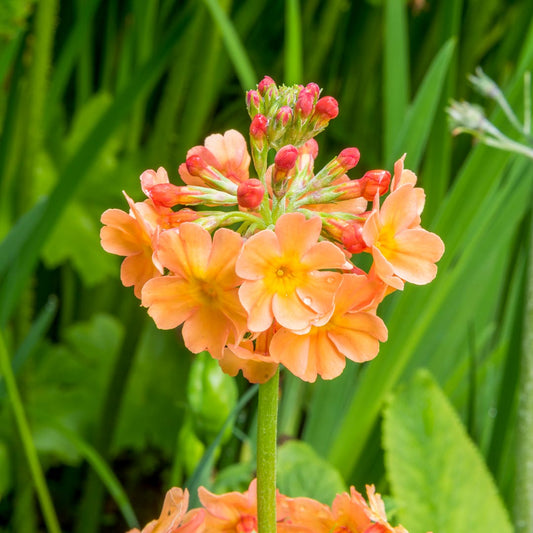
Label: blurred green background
xmin=0 ymin=0 xmax=532 ymax=532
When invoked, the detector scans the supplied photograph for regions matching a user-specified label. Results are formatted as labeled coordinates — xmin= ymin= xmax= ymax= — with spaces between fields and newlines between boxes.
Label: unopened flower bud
xmin=274 ymin=145 xmax=298 ymax=171
xmin=275 ymin=106 xmax=293 ymax=127
xmin=185 ymin=155 xmax=208 ymax=177
xmin=358 ymin=170 xmax=391 ymax=201
xmin=258 ymin=75 xmax=277 ymax=97
xmin=250 ymin=114 xmax=269 ymax=140
xmin=305 ymin=82 xmax=320 ymax=99
xmin=315 ymin=96 xmax=339 ymax=120
xmin=341 ymin=221 xmax=366 ymax=254
xmin=337 ymin=147 xmax=360 ymax=170
xmin=295 ymin=89 xmax=315 ymax=118
xmin=237 ymin=178 xmax=265 ymax=209
xmin=246 ymin=90 xmax=261 ymax=116
xmin=149 ymin=183 xmax=184 ymax=208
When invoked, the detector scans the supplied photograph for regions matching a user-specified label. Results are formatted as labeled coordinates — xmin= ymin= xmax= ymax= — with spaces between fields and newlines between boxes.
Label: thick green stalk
xmin=516 ymin=207 xmax=533 ymax=532
xmin=0 ymin=331 xmax=61 ymax=533
xmin=257 ymin=367 xmax=279 ymax=533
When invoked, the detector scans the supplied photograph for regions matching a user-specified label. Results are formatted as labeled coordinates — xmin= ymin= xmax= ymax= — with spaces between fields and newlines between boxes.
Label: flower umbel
xmin=101 ymin=76 xmax=444 ymax=383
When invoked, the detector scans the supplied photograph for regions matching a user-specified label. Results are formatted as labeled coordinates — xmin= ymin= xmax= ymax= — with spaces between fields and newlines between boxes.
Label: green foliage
xmin=277 ymin=440 xmax=346 ymax=505
xmin=383 ymin=370 xmax=513 ymax=533
xmin=0 ymin=0 xmax=531 ymax=530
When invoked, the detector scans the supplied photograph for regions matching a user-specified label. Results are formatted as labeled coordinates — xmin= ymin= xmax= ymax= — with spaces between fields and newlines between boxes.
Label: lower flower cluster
xmin=127 ymin=480 xmax=412 ymax=533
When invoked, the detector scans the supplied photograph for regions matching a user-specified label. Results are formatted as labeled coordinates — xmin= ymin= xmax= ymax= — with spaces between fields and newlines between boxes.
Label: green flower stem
xmin=257 ymin=367 xmax=280 ymax=533
xmin=0 ymin=331 xmax=61 ymax=533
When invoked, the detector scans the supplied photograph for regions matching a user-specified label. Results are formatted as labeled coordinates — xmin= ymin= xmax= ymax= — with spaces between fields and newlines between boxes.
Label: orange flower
xmin=362 ymin=184 xmax=444 ymax=290
xmin=100 ymin=193 xmax=162 ymax=298
xmin=236 ymin=212 xmax=349 ymax=332
xmin=126 ymin=487 xmax=205 ymax=533
xmin=179 ymin=130 xmax=251 ymax=186
xmin=330 ymin=485 xmax=409 ymax=533
xmin=199 ymin=479 xmax=290 ymax=532
xmin=221 ymin=328 xmax=279 ymax=384
xmin=269 ymin=274 xmax=388 ymax=382
xmin=141 ymin=224 xmax=247 ymax=359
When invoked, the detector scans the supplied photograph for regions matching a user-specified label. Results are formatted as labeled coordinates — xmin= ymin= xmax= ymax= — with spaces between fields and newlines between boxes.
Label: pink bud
xmin=237 ymin=179 xmax=265 ymax=209
xmin=359 ymin=170 xmax=391 ymax=201
xmin=315 ymin=96 xmax=339 ymax=120
xmin=186 ymin=155 xmax=208 ymax=177
xmin=150 ymin=183 xmax=198 ymax=208
xmin=341 ymin=221 xmax=366 ymax=254
xmin=250 ymin=114 xmax=269 ymax=139
xmin=337 ymin=148 xmax=360 ymax=170
xmin=305 ymin=82 xmax=320 ymax=99
xmin=275 ymin=106 xmax=293 ymax=127
xmin=246 ymin=90 xmax=261 ymax=108
xmin=258 ymin=75 xmax=276 ymax=95
xmin=274 ymin=145 xmax=299 ymax=171
xmin=295 ymin=90 xmax=314 ymax=118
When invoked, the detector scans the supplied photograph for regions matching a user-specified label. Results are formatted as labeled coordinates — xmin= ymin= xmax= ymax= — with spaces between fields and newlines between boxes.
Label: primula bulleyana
xmin=141 ymin=223 xmax=247 ymax=358
xmin=128 ymin=482 xmax=417 ymax=533
xmin=101 ymin=76 xmax=444 ymax=383
xmin=236 ymin=212 xmax=348 ymax=332
xmin=268 ymin=274 xmax=388 ymax=382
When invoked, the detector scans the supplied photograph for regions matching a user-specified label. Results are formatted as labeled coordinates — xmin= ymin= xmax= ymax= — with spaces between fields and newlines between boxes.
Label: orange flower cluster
xmin=127 ymin=480 xmax=415 ymax=533
xmin=101 ymin=77 xmax=444 ymax=383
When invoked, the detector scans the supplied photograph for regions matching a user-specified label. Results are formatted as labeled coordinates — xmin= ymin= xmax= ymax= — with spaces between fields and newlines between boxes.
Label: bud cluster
xmin=246 ymin=75 xmax=339 ymax=151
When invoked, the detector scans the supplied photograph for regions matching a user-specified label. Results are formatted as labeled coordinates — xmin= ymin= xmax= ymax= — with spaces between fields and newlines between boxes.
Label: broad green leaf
xmin=383 ymin=370 xmax=513 ymax=533
xmin=277 ymin=440 xmax=346 ymax=505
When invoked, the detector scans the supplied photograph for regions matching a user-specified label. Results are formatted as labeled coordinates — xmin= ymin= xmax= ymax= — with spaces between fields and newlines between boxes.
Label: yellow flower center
xmin=266 ymin=259 xmax=305 ymax=295
xmin=375 ymin=224 xmax=397 ymax=260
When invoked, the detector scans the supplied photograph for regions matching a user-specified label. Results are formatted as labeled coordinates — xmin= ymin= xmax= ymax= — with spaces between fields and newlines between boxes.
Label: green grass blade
xmin=0 ymin=8 xmax=194 ymax=328
xmin=47 ymin=421 xmax=139 ymax=530
xmin=284 ymin=0 xmax=303 ymax=84
xmin=383 ymin=0 xmax=410 ymax=161
xmin=0 ymin=330 xmax=62 ymax=533
xmin=0 ymin=296 xmax=58 ymax=400
xmin=202 ymin=0 xmax=257 ymax=89
xmin=389 ymin=38 xmax=456 ymax=168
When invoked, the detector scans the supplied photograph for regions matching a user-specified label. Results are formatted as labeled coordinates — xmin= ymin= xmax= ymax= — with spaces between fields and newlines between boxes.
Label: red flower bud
xmin=295 ymin=90 xmax=315 ymax=118
xmin=258 ymin=75 xmax=276 ymax=95
xmin=237 ymin=178 xmax=265 ymax=209
xmin=305 ymin=82 xmax=320 ymax=99
xmin=250 ymin=114 xmax=269 ymax=139
xmin=315 ymin=96 xmax=339 ymax=120
xmin=185 ymin=155 xmax=208 ymax=177
xmin=337 ymin=148 xmax=360 ymax=170
xmin=341 ymin=221 xmax=366 ymax=254
xmin=274 ymin=145 xmax=299 ymax=171
xmin=359 ymin=170 xmax=391 ymax=201
xmin=275 ymin=106 xmax=293 ymax=127
xmin=246 ymin=89 xmax=261 ymax=108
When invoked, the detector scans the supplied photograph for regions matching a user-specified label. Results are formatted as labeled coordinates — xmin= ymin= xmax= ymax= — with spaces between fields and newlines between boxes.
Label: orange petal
xmin=311 ymin=329 xmax=346 ymax=380
xmin=236 ymin=230 xmax=281 ymax=280
xmin=301 ymin=240 xmax=348 ymax=270
xmin=101 ymin=209 xmax=144 ymax=256
xmin=269 ymin=328 xmax=313 ymax=381
xmin=371 ymin=246 xmax=405 ymax=290
xmin=272 ymin=291 xmax=319 ymax=330
xmin=238 ymin=280 xmax=274 ymax=332
xmin=295 ymin=271 xmax=341 ymax=315
xmin=379 ymin=184 xmax=420 ymax=232
xmin=209 ymin=228 xmax=243 ymax=287
xmin=275 ymin=213 xmax=322 ymax=257
xmin=120 ymin=252 xmax=161 ymax=298
xmin=329 ymin=312 xmax=387 ymax=363
xmin=142 ymin=276 xmax=198 ymax=329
